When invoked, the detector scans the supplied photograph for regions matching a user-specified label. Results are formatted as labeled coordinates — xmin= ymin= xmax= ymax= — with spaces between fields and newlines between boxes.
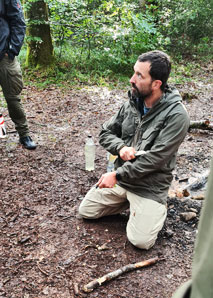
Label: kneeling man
xmin=79 ymin=50 xmax=190 ymax=250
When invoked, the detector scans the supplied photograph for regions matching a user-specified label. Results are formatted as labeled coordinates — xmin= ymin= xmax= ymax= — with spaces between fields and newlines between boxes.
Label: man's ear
xmin=152 ymin=80 xmax=162 ymax=90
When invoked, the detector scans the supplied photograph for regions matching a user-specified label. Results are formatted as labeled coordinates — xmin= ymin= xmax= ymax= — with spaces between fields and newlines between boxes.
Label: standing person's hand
xmin=119 ymin=146 xmax=136 ymax=161
xmin=97 ymin=172 xmax=117 ymax=188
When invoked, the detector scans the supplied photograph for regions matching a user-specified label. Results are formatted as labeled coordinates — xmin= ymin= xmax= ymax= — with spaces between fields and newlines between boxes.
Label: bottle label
xmin=0 ymin=116 xmax=6 ymax=138
xmin=0 ymin=117 xmax=4 ymax=125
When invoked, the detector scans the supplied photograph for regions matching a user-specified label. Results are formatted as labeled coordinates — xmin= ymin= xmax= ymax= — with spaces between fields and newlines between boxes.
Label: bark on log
xmin=189 ymin=120 xmax=213 ymax=131
xmin=83 ymin=257 xmax=160 ymax=293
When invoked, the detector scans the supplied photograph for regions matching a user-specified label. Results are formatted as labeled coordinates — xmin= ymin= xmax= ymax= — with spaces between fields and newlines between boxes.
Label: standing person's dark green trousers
xmin=0 ymin=55 xmax=29 ymax=138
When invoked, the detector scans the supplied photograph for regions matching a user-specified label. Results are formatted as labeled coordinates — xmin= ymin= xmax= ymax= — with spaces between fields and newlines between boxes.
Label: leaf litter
xmin=0 ymin=66 xmax=212 ymax=297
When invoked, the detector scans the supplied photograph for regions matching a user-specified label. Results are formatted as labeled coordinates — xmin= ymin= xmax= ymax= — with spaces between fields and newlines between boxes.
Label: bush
xmin=158 ymin=0 xmax=213 ymax=57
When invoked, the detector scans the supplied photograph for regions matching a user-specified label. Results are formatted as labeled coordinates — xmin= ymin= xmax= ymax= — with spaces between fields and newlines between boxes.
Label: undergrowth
xmin=19 ymin=46 xmax=212 ymax=90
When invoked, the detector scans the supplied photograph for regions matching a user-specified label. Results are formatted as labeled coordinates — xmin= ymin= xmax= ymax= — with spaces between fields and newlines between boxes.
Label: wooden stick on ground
xmin=83 ymin=257 xmax=160 ymax=293
xmin=189 ymin=120 xmax=213 ymax=131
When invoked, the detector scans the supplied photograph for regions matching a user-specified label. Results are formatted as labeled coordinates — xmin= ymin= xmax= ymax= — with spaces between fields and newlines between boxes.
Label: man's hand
xmin=119 ymin=146 xmax=136 ymax=161
xmin=97 ymin=171 xmax=117 ymax=189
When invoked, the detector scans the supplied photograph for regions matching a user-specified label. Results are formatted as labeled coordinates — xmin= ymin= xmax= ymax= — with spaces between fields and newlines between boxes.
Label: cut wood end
xmin=135 ymin=257 xmax=159 ymax=268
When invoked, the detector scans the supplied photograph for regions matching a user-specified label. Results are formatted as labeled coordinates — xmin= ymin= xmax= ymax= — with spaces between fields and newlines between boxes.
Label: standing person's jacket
xmin=0 ymin=0 xmax=26 ymax=61
xmin=99 ymin=86 xmax=190 ymax=205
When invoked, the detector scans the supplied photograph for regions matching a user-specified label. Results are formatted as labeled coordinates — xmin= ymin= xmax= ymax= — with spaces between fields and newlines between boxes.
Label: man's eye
xmin=137 ymin=74 xmax=142 ymax=78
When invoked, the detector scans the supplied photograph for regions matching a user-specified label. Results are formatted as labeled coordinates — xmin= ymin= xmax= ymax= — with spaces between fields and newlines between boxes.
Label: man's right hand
xmin=119 ymin=146 xmax=136 ymax=161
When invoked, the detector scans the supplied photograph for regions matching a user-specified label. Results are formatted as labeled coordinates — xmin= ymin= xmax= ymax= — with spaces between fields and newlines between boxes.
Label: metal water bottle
xmin=85 ymin=135 xmax=95 ymax=171
xmin=0 ymin=114 xmax=6 ymax=138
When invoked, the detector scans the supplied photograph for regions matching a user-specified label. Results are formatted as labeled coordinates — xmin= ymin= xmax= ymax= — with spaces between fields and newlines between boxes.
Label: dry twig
xmin=83 ymin=256 xmax=160 ymax=293
xmin=37 ymin=261 xmax=49 ymax=276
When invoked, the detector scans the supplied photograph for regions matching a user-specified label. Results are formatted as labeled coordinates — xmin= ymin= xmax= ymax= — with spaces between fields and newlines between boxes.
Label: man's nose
xmin=130 ymin=74 xmax=135 ymax=84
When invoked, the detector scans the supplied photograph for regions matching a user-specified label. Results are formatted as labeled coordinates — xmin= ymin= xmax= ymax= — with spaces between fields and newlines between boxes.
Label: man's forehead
xmin=134 ymin=61 xmax=151 ymax=73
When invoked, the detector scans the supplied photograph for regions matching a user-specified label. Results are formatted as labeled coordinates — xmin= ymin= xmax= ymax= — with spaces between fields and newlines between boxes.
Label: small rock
xmin=166 ymin=274 xmax=173 ymax=279
xmin=169 ymin=208 xmax=175 ymax=216
xmin=184 ymin=231 xmax=192 ymax=239
xmin=62 ymin=256 xmax=74 ymax=266
xmin=180 ymin=212 xmax=197 ymax=221
xmin=183 ymin=189 xmax=190 ymax=197
xmin=43 ymin=287 xmax=49 ymax=295
xmin=189 ymin=208 xmax=197 ymax=213
xmin=187 ymin=136 xmax=193 ymax=141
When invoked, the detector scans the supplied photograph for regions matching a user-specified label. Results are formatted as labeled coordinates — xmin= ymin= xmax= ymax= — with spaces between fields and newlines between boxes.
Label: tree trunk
xmin=24 ymin=0 xmax=54 ymax=67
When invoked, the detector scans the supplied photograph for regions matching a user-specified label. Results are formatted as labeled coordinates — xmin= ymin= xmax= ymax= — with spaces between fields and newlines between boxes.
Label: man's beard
xmin=131 ymin=83 xmax=152 ymax=101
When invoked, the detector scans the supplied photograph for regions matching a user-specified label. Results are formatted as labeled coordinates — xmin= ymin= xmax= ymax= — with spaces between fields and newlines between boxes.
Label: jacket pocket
xmin=141 ymin=125 xmax=161 ymax=150
xmin=121 ymin=118 xmax=136 ymax=144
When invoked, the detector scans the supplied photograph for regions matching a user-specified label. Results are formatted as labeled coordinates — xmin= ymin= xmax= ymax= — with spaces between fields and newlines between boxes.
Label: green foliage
xmin=46 ymin=0 xmax=212 ymax=68
xmin=159 ymin=0 xmax=213 ymax=57
xmin=47 ymin=0 xmax=163 ymax=73
xmin=22 ymin=0 xmax=212 ymax=83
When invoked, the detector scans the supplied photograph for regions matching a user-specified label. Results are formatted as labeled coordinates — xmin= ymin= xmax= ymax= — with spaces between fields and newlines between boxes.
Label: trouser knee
xmin=78 ymin=200 xmax=100 ymax=219
xmin=78 ymin=203 xmax=89 ymax=218
xmin=127 ymin=232 xmax=156 ymax=250
xmin=6 ymin=96 xmax=25 ymax=118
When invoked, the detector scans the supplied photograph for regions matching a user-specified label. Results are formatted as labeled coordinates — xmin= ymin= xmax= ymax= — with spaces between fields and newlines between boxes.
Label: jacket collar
xmin=128 ymin=85 xmax=182 ymax=122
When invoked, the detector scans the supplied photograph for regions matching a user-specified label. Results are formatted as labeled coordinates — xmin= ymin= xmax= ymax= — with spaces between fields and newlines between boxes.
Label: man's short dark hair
xmin=138 ymin=50 xmax=171 ymax=91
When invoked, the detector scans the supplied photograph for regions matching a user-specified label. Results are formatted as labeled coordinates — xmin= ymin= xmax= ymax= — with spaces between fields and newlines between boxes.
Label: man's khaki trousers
xmin=79 ymin=184 xmax=167 ymax=250
xmin=0 ymin=56 xmax=29 ymax=137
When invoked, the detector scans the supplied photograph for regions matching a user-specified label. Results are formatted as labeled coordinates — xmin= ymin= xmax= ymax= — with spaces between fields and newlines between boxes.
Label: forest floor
xmin=0 ymin=62 xmax=213 ymax=298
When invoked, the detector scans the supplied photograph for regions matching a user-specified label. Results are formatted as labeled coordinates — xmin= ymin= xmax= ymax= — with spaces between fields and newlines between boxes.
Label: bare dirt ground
xmin=0 ymin=63 xmax=212 ymax=298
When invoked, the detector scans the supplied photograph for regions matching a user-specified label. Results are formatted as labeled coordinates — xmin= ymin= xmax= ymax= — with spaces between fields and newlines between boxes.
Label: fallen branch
xmin=83 ymin=257 xmax=160 ymax=293
xmin=189 ymin=120 xmax=213 ymax=131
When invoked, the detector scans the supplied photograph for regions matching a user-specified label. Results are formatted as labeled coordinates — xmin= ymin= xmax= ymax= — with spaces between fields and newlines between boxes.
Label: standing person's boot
xmin=20 ymin=136 xmax=37 ymax=150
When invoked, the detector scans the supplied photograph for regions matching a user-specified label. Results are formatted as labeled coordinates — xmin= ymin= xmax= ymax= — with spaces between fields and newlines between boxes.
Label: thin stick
xmin=37 ymin=262 xmax=49 ymax=276
xmin=83 ymin=257 xmax=160 ymax=293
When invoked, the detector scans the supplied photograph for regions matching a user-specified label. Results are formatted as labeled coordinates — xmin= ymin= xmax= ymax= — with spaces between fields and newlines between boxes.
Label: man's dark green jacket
xmin=99 ymin=86 xmax=190 ymax=205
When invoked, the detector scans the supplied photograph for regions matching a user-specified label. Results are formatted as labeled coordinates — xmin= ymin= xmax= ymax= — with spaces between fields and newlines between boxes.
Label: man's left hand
xmin=97 ymin=171 xmax=117 ymax=188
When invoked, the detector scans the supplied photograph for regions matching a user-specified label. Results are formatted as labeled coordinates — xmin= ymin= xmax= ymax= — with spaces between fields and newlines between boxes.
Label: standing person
xmin=0 ymin=0 xmax=36 ymax=149
xmin=172 ymin=156 xmax=213 ymax=298
xmin=79 ymin=50 xmax=190 ymax=250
